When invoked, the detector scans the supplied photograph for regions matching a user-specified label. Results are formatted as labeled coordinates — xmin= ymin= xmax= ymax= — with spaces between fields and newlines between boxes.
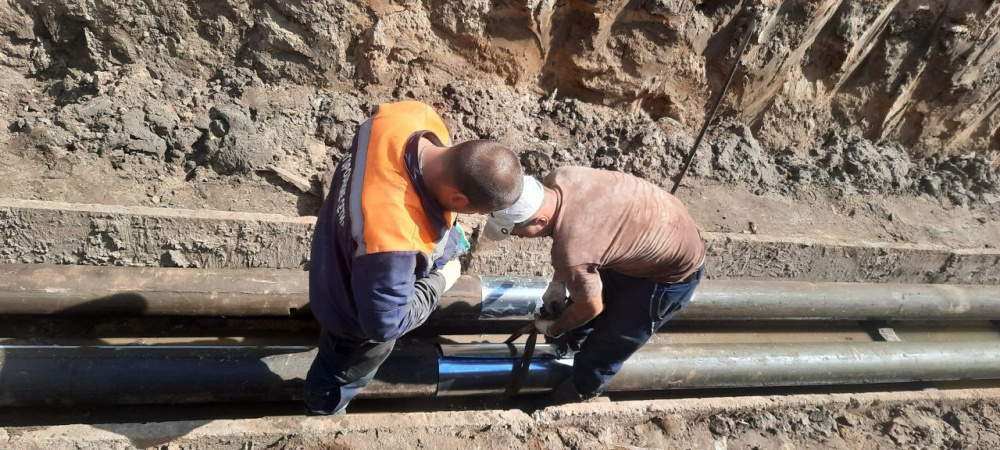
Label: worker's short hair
xmin=449 ymin=140 xmax=523 ymax=211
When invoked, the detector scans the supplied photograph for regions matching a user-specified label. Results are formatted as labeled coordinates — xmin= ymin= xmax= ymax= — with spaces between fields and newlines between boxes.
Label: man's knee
xmin=571 ymin=351 xmax=622 ymax=396
xmin=302 ymin=333 xmax=394 ymax=415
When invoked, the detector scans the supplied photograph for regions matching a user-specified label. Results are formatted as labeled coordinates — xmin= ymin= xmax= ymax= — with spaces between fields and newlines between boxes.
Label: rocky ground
xmin=1 ymin=0 xmax=997 ymax=274
xmin=4 ymin=389 xmax=1000 ymax=449
xmin=1 ymin=0 xmax=998 ymax=217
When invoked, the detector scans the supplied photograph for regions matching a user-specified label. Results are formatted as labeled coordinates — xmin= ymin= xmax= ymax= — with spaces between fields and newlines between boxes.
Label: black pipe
xmin=1 ymin=341 xmax=998 ymax=405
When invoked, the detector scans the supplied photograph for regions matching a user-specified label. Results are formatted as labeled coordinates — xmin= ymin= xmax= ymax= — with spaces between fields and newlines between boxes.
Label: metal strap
xmin=503 ymin=323 xmax=538 ymax=397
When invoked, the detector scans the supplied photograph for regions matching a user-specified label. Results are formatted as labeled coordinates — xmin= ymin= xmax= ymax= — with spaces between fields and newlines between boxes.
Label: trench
xmin=0 ymin=265 xmax=998 ymax=428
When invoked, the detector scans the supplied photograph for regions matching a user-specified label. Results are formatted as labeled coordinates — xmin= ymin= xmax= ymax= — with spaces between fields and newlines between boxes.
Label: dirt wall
xmin=4 ymin=199 xmax=999 ymax=284
xmin=1 ymin=0 xmax=999 ymax=215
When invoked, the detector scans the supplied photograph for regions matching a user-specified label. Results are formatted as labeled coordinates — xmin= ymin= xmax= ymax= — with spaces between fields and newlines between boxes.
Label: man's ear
xmin=535 ymin=215 xmax=549 ymax=227
xmin=448 ymin=192 xmax=470 ymax=210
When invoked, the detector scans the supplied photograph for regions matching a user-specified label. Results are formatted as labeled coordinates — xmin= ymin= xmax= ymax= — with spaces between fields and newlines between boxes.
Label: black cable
xmin=670 ymin=17 xmax=760 ymax=195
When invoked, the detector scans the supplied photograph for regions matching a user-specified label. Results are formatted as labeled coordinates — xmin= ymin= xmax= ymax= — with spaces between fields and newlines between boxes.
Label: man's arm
xmin=546 ymin=298 xmax=603 ymax=337
xmin=352 ymin=252 xmax=447 ymax=342
xmin=542 ymin=265 xmax=604 ymax=337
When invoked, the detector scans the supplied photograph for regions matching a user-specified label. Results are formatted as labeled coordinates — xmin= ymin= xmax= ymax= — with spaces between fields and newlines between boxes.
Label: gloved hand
xmin=534 ymin=319 xmax=563 ymax=338
xmin=439 ymin=258 xmax=461 ymax=293
xmin=453 ymin=223 xmax=471 ymax=257
xmin=541 ymin=281 xmax=570 ymax=318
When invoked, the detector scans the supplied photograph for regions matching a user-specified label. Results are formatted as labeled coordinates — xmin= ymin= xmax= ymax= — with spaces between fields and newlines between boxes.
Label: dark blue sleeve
xmin=352 ymin=251 xmax=445 ymax=342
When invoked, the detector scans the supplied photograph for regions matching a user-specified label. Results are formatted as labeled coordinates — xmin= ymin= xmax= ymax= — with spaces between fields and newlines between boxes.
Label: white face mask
xmin=483 ymin=175 xmax=545 ymax=241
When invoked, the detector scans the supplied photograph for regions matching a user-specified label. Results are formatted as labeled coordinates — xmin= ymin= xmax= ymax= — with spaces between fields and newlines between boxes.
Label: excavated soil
xmin=2 ymin=0 xmax=999 ymax=213
xmin=4 ymin=389 xmax=1000 ymax=449
xmin=0 ymin=0 xmax=998 ymax=274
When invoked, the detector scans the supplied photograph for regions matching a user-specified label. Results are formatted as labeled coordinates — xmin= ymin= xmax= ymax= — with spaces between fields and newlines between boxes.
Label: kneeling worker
xmin=484 ymin=166 xmax=705 ymax=403
xmin=306 ymin=101 xmax=523 ymax=415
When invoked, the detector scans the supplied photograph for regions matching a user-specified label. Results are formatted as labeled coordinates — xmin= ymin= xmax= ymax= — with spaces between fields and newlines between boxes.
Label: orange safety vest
xmin=352 ymin=101 xmax=455 ymax=257
xmin=310 ymin=100 xmax=459 ymax=342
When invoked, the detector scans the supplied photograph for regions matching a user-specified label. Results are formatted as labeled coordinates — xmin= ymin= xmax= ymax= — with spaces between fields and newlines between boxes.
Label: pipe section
xmin=0 ymin=264 xmax=308 ymax=316
xmin=682 ymin=280 xmax=1000 ymax=320
xmin=437 ymin=342 xmax=1000 ymax=395
xmin=0 ymin=341 xmax=998 ymax=405
xmin=2 ymin=264 xmax=1000 ymax=320
xmin=477 ymin=276 xmax=548 ymax=320
xmin=0 ymin=344 xmax=315 ymax=405
xmin=0 ymin=342 xmax=438 ymax=405
xmin=0 ymin=264 xmax=483 ymax=319
xmin=457 ymin=279 xmax=1000 ymax=321
xmin=607 ymin=341 xmax=1000 ymax=391
xmin=438 ymin=344 xmax=571 ymax=396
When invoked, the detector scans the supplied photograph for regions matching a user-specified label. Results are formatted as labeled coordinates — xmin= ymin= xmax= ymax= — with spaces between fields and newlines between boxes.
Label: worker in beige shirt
xmin=484 ymin=166 xmax=705 ymax=403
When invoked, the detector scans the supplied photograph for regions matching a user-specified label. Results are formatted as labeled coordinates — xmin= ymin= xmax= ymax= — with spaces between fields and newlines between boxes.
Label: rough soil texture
xmin=0 ymin=198 xmax=314 ymax=268
xmin=2 ymin=0 xmax=999 ymax=217
xmin=4 ymin=198 xmax=999 ymax=283
xmin=4 ymin=388 xmax=1000 ymax=449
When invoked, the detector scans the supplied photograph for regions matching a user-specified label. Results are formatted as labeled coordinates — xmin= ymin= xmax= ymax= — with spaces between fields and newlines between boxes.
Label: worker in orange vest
xmin=307 ymin=101 xmax=523 ymax=415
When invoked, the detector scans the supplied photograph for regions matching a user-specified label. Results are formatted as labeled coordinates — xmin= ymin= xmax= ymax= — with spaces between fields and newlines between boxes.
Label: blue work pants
xmin=569 ymin=266 xmax=703 ymax=397
xmin=303 ymin=329 xmax=395 ymax=414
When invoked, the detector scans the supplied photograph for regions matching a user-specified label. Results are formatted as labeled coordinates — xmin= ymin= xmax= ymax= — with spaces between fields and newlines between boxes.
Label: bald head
xmin=448 ymin=140 xmax=523 ymax=211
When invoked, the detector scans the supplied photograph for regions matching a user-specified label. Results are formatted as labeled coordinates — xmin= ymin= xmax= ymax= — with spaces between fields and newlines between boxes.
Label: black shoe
xmin=305 ymin=406 xmax=346 ymax=416
xmin=547 ymin=378 xmax=584 ymax=406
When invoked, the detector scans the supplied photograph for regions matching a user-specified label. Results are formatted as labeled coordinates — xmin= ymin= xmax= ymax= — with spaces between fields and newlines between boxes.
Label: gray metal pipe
xmin=437 ymin=342 xmax=1000 ymax=395
xmin=682 ymin=280 xmax=1000 ymax=320
xmin=2 ymin=264 xmax=1000 ymax=320
xmin=0 ymin=341 xmax=998 ymax=405
xmin=470 ymin=278 xmax=1000 ymax=321
xmin=606 ymin=341 xmax=1000 ymax=391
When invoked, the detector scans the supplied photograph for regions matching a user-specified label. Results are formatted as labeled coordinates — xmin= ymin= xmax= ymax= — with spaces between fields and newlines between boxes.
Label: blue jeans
xmin=569 ymin=266 xmax=703 ymax=397
xmin=303 ymin=329 xmax=395 ymax=414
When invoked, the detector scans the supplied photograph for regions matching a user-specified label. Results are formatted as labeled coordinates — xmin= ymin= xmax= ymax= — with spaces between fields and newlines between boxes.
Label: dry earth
xmin=2 ymin=0 xmax=999 ymax=212
xmin=0 ymin=0 xmax=997 ymax=274
xmin=3 ymin=389 xmax=1000 ymax=449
